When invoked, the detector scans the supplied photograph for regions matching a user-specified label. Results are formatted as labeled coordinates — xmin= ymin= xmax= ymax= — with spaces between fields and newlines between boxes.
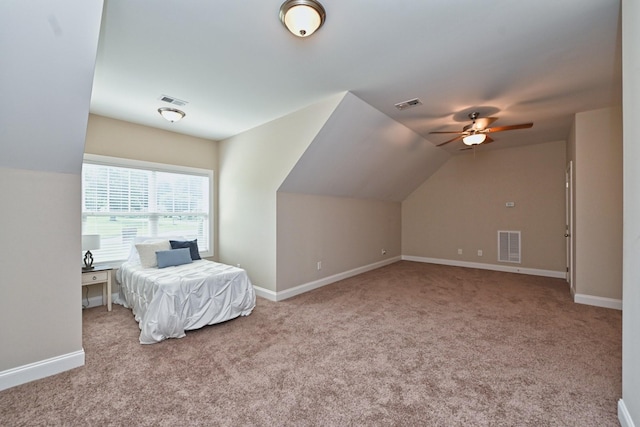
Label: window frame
xmin=82 ymin=154 xmax=215 ymax=262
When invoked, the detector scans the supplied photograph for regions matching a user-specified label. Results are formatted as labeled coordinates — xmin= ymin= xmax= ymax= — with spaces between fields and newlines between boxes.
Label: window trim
xmin=82 ymin=153 xmax=215 ymax=260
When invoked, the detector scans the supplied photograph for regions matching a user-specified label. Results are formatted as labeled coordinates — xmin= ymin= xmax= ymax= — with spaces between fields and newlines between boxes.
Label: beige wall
xmin=573 ymin=106 xmax=622 ymax=300
xmin=276 ymin=193 xmax=401 ymax=291
xmin=622 ymin=0 xmax=640 ymax=422
xmin=402 ymin=140 xmax=566 ymax=272
xmin=217 ymin=94 xmax=344 ymax=291
xmin=0 ymin=168 xmax=82 ymax=370
xmin=0 ymin=0 xmax=102 ymax=388
xmin=85 ymin=114 xmax=217 ymax=171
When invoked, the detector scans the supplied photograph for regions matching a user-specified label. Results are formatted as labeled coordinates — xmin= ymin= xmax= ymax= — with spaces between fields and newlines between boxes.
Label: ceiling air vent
xmin=158 ymin=94 xmax=188 ymax=107
xmin=394 ymin=98 xmax=422 ymax=110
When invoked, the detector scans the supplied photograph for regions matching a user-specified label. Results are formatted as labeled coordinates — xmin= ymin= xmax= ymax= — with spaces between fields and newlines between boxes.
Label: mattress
xmin=116 ymin=259 xmax=256 ymax=344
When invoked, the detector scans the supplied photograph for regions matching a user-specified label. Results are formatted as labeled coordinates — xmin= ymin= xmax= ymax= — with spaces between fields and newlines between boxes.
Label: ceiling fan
xmin=430 ymin=112 xmax=533 ymax=148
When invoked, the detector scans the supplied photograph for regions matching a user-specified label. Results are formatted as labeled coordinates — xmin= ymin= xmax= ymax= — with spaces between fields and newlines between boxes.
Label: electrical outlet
xmin=381 ymin=248 xmax=387 ymax=255
xmin=457 ymin=249 xmax=463 ymax=255
xmin=317 ymin=261 xmax=322 ymax=270
xmin=477 ymin=250 xmax=483 ymax=257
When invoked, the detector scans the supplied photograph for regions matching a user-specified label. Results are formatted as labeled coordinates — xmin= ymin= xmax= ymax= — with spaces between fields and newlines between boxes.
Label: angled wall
xmin=621 ymin=0 xmax=640 ymax=424
xmin=280 ymin=92 xmax=450 ymax=201
xmin=0 ymin=0 xmax=103 ymax=389
xmin=218 ymin=93 xmax=345 ymax=291
xmin=276 ymin=193 xmax=401 ymax=294
xmin=220 ymin=91 xmax=449 ymax=296
xmin=274 ymin=92 xmax=449 ymax=296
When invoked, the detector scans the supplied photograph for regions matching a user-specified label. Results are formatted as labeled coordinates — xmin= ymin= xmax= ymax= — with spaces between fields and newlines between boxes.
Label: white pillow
xmin=127 ymin=235 xmax=185 ymax=263
xmin=127 ymin=236 xmax=156 ymax=263
xmin=135 ymin=240 xmax=171 ymax=268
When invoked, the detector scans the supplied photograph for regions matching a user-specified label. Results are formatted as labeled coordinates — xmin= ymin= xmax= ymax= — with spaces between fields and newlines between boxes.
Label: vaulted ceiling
xmin=91 ymin=1 xmax=621 ymax=154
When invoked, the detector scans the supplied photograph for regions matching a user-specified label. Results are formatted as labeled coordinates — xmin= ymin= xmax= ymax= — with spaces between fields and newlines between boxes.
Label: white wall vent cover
xmin=498 ymin=230 xmax=521 ymax=263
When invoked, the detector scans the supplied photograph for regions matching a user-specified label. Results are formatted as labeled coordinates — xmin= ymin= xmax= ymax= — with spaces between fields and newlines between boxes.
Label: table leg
xmin=107 ymin=270 xmax=112 ymax=311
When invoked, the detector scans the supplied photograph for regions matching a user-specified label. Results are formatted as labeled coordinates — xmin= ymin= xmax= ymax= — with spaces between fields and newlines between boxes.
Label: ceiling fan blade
xmin=483 ymin=135 xmax=495 ymax=144
xmin=436 ymin=134 xmax=464 ymax=147
xmin=486 ymin=123 xmax=533 ymax=133
xmin=429 ymin=131 xmax=465 ymax=134
xmin=474 ymin=117 xmax=499 ymax=130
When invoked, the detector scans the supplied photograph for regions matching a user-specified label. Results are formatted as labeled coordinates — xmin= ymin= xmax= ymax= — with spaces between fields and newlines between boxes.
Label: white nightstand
xmin=82 ymin=267 xmax=112 ymax=311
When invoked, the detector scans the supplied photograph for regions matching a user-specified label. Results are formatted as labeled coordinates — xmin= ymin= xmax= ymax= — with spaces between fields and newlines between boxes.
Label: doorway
xmin=565 ymin=161 xmax=574 ymax=295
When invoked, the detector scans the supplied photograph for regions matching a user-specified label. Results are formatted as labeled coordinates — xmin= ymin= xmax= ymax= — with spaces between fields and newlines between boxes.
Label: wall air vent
xmin=394 ymin=98 xmax=422 ymax=110
xmin=158 ymin=94 xmax=188 ymax=107
xmin=498 ymin=230 xmax=521 ymax=263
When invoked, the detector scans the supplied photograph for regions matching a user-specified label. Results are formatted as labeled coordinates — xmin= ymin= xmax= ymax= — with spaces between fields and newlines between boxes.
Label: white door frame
xmin=565 ymin=161 xmax=574 ymax=294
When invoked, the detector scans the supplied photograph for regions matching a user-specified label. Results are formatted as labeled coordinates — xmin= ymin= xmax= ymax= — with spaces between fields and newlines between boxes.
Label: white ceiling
xmin=91 ymin=0 xmax=622 ymax=154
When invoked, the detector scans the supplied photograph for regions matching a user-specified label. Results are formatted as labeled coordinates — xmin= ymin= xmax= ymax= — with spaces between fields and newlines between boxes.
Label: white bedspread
xmin=116 ymin=260 xmax=256 ymax=344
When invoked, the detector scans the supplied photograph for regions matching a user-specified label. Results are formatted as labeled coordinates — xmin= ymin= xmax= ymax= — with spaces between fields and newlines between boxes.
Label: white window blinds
xmin=82 ymin=155 xmax=212 ymax=263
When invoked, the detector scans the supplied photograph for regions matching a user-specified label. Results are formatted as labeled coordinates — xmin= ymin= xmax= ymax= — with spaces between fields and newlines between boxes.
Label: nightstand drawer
xmin=82 ymin=271 xmax=108 ymax=285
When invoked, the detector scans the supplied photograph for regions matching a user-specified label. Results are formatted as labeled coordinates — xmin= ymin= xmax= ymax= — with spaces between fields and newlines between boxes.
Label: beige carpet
xmin=0 ymin=261 xmax=622 ymax=426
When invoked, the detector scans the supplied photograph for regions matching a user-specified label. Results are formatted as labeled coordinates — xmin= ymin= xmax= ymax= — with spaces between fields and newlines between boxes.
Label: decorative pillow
xmin=170 ymin=239 xmax=201 ymax=260
xmin=156 ymin=248 xmax=193 ymax=269
xmin=135 ymin=240 xmax=171 ymax=268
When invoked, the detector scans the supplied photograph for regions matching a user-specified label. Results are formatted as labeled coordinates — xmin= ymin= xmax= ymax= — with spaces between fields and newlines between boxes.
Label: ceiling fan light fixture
xmin=279 ymin=0 xmax=326 ymax=38
xmin=158 ymin=107 xmax=185 ymax=123
xmin=463 ymin=133 xmax=487 ymax=146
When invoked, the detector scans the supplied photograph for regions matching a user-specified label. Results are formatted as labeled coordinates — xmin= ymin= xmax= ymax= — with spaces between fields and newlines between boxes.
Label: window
xmin=82 ymin=154 xmax=213 ymax=263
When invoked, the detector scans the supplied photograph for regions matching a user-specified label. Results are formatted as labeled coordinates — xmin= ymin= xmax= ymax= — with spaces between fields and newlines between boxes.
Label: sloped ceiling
xmin=0 ymin=1 xmax=103 ymax=174
xmin=91 ymin=1 xmax=621 ymax=155
xmin=279 ymin=92 xmax=450 ymax=202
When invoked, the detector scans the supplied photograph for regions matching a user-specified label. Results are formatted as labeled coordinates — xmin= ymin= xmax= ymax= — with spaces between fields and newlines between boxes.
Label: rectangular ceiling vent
xmin=498 ymin=230 xmax=521 ymax=263
xmin=394 ymin=98 xmax=422 ymax=110
xmin=158 ymin=94 xmax=188 ymax=107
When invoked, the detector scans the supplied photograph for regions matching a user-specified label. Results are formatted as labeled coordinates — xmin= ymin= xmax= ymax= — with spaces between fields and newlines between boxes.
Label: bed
xmin=115 ymin=238 xmax=256 ymax=344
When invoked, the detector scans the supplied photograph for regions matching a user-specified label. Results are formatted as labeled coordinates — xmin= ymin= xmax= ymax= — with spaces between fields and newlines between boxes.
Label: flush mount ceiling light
xmin=279 ymin=0 xmax=326 ymax=38
xmin=158 ymin=107 xmax=185 ymax=123
xmin=462 ymin=133 xmax=487 ymax=146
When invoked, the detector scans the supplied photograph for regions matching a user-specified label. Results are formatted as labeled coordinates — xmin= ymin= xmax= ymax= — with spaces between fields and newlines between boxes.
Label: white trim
xmin=0 ymin=350 xmax=85 ymax=391
xmin=253 ymin=285 xmax=278 ymax=301
xmin=82 ymin=153 xmax=215 ymax=259
xmin=574 ymin=293 xmax=623 ymax=310
xmin=402 ymin=255 xmax=566 ymax=279
xmin=619 ymin=399 xmax=636 ymax=427
xmin=276 ymin=256 xmax=401 ymax=301
xmin=83 ymin=153 xmax=211 ymax=176
xmin=255 ymin=257 xmax=401 ymax=302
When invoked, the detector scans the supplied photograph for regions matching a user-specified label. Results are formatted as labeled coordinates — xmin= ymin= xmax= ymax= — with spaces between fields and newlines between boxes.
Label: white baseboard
xmin=0 ymin=350 xmax=85 ymax=392
xmin=82 ymin=292 xmax=118 ymax=310
xmin=253 ymin=285 xmax=277 ymax=301
xmin=402 ymin=255 xmax=566 ymax=279
xmin=256 ymin=256 xmax=402 ymax=302
xmin=574 ymin=293 xmax=622 ymax=310
xmin=619 ymin=399 xmax=636 ymax=427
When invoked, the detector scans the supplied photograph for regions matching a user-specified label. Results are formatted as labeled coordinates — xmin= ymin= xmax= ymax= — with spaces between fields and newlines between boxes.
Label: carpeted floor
xmin=0 ymin=261 xmax=622 ymax=426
